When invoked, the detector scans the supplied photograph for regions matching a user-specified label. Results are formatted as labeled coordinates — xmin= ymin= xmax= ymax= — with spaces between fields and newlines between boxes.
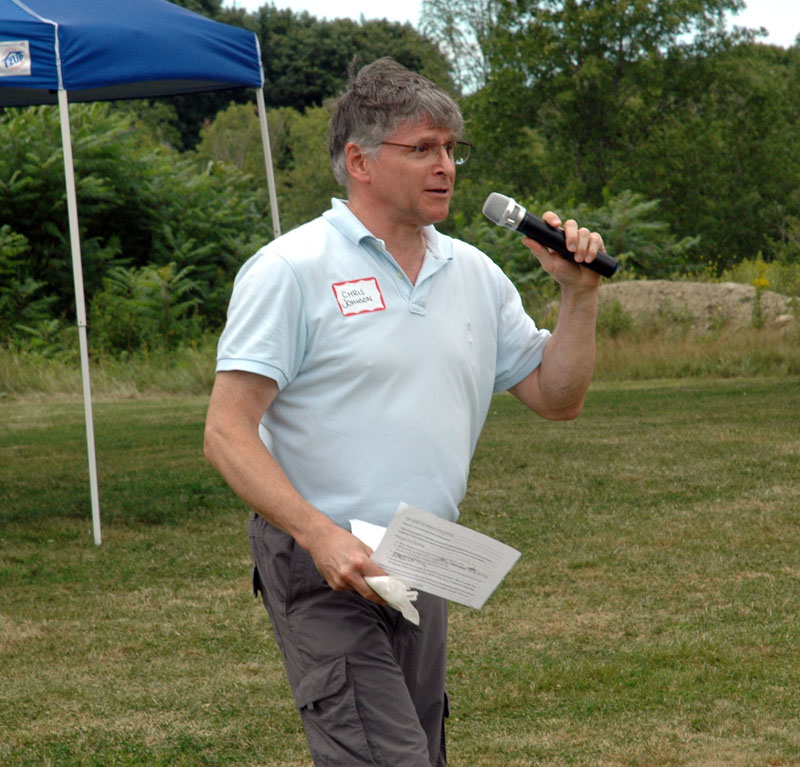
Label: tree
xmin=90 ymin=263 xmax=203 ymax=353
xmin=419 ymin=0 xmax=498 ymax=93
xmin=252 ymin=7 xmax=455 ymax=111
xmin=164 ymin=3 xmax=456 ymax=148
xmin=461 ymin=0 xmax=743 ymax=199
xmin=0 ymin=104 xmax=152 ymax=318
xmin=196 ymin=101 xmax=342 ymax=233
xmin=0 ymin=103 xmax=272 ymax=337
xmin=171 ymin=0 xmax=223 ymax=15
xmin=449 ymin=0 xmax=800 ymax=268
xmin=618 ymin=41 xmax=800 ymax=266
xmin=195 ymin=101 xmax=266 ymax=178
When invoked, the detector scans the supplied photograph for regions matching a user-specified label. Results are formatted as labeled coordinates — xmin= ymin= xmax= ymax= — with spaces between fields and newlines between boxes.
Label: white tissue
xmin=364 ymin=575 xmax=420 ymax=625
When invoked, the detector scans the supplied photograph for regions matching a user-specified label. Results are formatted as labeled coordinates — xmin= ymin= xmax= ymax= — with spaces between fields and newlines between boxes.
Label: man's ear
xmin=345 ymin=142 xmax=372 ymax=184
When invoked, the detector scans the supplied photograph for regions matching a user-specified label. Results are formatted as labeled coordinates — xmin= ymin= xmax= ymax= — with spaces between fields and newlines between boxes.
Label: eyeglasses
xmin=380 ymin=139 xmax=472 ymax=166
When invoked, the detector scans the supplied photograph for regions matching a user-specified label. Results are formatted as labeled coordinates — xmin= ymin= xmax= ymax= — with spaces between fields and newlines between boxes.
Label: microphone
xmin=482 ymin=192 xmax=619 ymax=278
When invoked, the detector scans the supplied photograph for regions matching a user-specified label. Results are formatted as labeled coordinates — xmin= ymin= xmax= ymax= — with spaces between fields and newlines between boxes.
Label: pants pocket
xmin=293 ymin=656 xmax=373 ymax=766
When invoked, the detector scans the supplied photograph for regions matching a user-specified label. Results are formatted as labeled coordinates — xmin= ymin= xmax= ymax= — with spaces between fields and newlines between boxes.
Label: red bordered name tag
xmin=332 ymin=277 xmax=386 ymax=317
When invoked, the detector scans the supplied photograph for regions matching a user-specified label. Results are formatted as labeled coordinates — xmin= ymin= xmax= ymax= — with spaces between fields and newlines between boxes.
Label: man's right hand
xmin=303 ymin=521 xmax=388 ymax=604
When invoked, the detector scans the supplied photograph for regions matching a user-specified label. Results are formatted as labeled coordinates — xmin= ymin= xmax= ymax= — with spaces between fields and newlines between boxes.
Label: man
xmin=204 ymin=58 xmax=604 ymax=766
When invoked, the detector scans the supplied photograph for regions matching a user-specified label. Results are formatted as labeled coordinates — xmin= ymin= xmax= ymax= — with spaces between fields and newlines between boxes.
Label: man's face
xmin=365 ymin=120 xmax=458 ymax=229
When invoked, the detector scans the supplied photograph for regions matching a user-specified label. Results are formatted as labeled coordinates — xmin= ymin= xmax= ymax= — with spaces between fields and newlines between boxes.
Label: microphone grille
xmin=482 ymin=192 xmax=511 ymax=225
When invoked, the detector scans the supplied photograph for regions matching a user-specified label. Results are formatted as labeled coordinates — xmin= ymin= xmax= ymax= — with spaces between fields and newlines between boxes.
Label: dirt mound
xmin=599 ymin=280 xmax=796 ymax=332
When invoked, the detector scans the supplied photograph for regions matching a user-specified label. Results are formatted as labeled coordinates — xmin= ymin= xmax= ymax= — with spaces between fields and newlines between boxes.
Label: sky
xmin=222 ymin=0 xmax=799 ymax=48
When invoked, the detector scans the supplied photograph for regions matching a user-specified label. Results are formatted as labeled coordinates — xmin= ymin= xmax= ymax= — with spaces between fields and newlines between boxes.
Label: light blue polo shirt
xmin=217 ymin=199 xmax=551 ymax=529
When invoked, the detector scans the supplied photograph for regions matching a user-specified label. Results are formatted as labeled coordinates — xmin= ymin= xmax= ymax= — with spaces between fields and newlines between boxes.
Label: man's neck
xmin=346 ymin=199 xmax=428 ymax=284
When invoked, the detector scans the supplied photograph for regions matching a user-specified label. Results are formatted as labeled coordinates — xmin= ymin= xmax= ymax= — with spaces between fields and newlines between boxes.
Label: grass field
xmin=2 ymin=378 xmax=799 ymax=766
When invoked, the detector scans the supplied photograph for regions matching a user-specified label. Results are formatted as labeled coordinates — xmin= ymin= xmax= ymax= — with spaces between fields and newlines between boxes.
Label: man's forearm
xmin=538 ymin=284 xmax=599 ymax=414
xmin=204 ymin=416 xmax=334 ymax=548
xmin=510 ymin=283 xmax=599 ymax=420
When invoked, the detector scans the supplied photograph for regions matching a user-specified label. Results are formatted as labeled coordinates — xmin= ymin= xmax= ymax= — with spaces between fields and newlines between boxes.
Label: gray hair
xmin=328 ymin=58 xmax=464 ymax=187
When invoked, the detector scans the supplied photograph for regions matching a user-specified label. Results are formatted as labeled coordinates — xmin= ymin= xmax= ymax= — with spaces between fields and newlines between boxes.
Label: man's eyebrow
xmin=414 ymin=134 xmax=457 ymax=143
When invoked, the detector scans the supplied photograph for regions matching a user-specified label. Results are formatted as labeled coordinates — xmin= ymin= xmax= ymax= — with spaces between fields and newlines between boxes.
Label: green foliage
xmin=450 ymin=189 xmax=700 ymax=285
xmin=170 ymin=0 xmax=223 ymax=15
xmin=452 ymin=0 xmax=800 ymax=270
xmin=89 ymin=264 xmax=203 ymax=354
xmin=0 ymin=218 xmax=74 ymax=358
xmin=765 ymin=195 xmax=800 ymax=266
xmin=0 ymin=103 xmax=273 ymax=351
xmin=0 ymin=104 xmax=154 ymax=318
xmin=251 ymin=8 xmax=456 ymax=111
xmin=568 ymin=190 xmax=701 ymax=278
xmin=596 ymin=298 xmax=633 ymax=338
xmin=144 ymin=153 xmax=270 ymax=328
xmin=269 ymin=106 xmax=343 ymax=231
xmin=196 ymin=102 xmax=342 ymax=232
xmin=164 ymin=3 xmax=456 ymax=148
xmin=721 ymin=254 xmax=800 ymax=299
xmin=478 ymin=0 xmax=745 ymax=198
xmin=4 ymin=0 xmax=799 ymax=355
xmin=195 ymin=101 xmax=265 ymax=178
xmin=625 ymin=43 xmax=800 ymax=268
xmin=0 ymin=226 xmax=57 ymax=338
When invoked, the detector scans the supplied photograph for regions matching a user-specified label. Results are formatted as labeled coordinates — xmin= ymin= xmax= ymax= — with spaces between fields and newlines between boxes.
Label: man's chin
xmin=423 ymin=199 xmax=452 ymax=224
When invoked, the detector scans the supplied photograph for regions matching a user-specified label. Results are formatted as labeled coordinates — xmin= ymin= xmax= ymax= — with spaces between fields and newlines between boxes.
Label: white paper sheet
xmin=361 ymin=503 xmax=521 ymax=610
xmin=350 ymin=518 xmax=387 ymax=552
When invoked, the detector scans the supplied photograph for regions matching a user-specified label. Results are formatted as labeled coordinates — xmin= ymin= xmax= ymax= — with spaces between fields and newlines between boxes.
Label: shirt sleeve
xmin=215 ymin=248 xmax=307 ymax=390
xmin=492 ymin=267 xmax=552 ymax=393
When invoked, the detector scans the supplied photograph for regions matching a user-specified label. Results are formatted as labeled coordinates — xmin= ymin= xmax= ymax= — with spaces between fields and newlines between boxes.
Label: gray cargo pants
xmin=249 ymin=513 xmax=449 ymax=767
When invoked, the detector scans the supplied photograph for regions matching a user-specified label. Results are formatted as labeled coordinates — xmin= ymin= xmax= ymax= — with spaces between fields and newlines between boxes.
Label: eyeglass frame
xmin=379 ymin=139 xmax=473 ymax=166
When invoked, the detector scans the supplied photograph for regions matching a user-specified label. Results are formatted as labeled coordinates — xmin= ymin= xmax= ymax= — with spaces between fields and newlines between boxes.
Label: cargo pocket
xmin=293 ymin=656 xmax=372 ymax=765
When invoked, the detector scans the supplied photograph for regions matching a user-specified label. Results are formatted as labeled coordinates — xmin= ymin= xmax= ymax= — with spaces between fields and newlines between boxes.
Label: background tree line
xmin=1 ymin=0 xmax=798 ymax=356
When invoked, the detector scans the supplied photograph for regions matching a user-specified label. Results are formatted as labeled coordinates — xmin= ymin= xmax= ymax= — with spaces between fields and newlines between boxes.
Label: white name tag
xmin=332 ymin=277 xmax=386 ymax=316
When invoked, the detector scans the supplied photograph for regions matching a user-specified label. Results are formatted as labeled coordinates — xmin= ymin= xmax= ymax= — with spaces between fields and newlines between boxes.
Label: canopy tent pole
xmin=2 ymin=0 xmax=274 ymax=546
xmin=57 ymin=88 xmax=102 ymax=546
xmin=256 ymin=87 xmax=281 ymax=239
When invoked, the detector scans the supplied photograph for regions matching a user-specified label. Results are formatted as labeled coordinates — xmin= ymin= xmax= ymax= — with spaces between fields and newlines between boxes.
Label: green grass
xmin=2 ymin=378 xmax=800 ymax=765
xmin=1 ymin=309 xmax=799 ymax=398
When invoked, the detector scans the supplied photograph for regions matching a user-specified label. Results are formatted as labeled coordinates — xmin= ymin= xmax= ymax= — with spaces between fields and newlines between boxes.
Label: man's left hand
xmin=522 ymin=211 xmax=605 ymax=290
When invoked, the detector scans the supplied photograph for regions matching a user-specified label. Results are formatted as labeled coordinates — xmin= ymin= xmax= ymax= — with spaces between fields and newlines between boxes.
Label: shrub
xmin=597 ymin=299 xmax=634 ymax=339
xmin=89 ymin=263 xmax=203 ymax=354
xmin=0 ymin=103 xmax=274 ymax=349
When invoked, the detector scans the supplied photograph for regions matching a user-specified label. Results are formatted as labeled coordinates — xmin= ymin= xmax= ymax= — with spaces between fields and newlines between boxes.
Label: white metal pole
xmin=256 ymin=88 xmax=281 ymax=239
xmin=57 ymin=89 xmax=102 ymax=546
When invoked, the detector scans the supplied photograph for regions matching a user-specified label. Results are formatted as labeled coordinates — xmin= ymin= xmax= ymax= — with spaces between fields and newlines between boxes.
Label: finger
xmin=585 ymin=231 xmax=604 ymax=263
xmin=355 ymin=578 xmax=386 ymax=604
xmin=328 ymin=563 xmax=383 ymax=602
xmin=562 ymin=219 xmax=579 ymax=253
xmin=541 ymin=210 xmax=562 ymax=229
xmin=521 ymin=235 xmax=547 ymax=256
xmin=521 ymin=236 xmax=559 ymax=268
xmin=574 ymin=227 xmax=591 ymax=262
xmin=589 ymin=232 xmax=605 ymax=260
xmin=347 ymin=553 xmax=388 ymax=603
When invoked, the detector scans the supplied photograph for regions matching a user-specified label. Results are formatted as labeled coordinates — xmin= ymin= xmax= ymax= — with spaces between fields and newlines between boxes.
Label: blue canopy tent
xmin=0 ymin=0 xmax=281 ymax=544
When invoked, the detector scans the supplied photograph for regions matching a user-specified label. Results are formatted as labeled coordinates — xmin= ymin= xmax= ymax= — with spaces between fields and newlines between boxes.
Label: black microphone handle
xmin=519 ymin=210 xmax=619 ymax=278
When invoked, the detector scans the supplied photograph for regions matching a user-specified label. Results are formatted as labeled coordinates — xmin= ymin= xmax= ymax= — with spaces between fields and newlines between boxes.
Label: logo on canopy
xmin=0 ymin=41 xmax=31 ymax=77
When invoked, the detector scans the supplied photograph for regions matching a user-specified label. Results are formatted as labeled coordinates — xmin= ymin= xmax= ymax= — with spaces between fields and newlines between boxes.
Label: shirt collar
xmin=322 ymin=198 xmax=451 ymax=264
